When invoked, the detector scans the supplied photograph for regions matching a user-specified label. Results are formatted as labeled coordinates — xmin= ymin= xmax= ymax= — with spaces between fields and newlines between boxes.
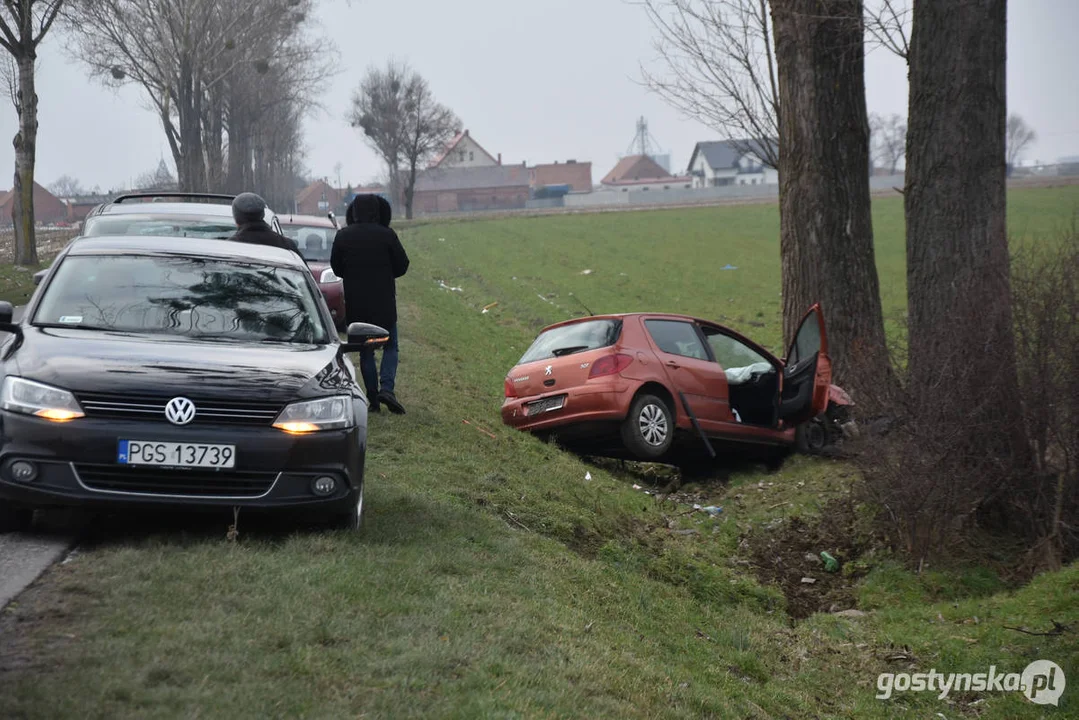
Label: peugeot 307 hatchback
xmin=501 ymin=306 xmax=834 ymax=461
xmin=0 ymin=235 xmax=389 ymax=534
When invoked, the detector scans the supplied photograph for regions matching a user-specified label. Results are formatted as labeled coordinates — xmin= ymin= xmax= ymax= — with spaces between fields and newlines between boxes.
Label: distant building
xmin=529 ymin=160 xmax=593 ymax=194
xmin=600 ymin=154 xmax=692 ymax=192
xmin=295 ymin=180 xmax=343 ymax=216
xmin=686 ymin=139 xmax=778 ymax=188
xmin=0 ymin=182 xmax=69 ymax=225
xmin=430 ymin=129 xmax=501 ymax=169
xmin=66 ymin=194 xmax=111 ymax=223
xmin=413 ymin=164 xmax=530 ymax=214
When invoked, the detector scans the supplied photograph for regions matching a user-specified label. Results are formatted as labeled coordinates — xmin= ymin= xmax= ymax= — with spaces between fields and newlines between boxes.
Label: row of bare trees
xmin=0 ymin=0 xmax=333 ymax=265
xmin=347 ymin=60 xmax=461 ymax=220
xmin=65 ymin=0 xmax=333 ymax=210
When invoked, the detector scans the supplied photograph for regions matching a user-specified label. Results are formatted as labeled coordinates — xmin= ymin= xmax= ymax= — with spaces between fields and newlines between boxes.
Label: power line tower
xmin=626 ymin=116 xmax=661 ymax=158
xmin=624 ymin=116 xmax=671 ymax=172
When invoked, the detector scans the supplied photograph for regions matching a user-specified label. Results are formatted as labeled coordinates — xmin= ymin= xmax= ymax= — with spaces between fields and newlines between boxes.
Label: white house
xmin=686 ymin=139 xmax=779 ymax=188
xmin=429 ymin=130 xmax=501 ymax=169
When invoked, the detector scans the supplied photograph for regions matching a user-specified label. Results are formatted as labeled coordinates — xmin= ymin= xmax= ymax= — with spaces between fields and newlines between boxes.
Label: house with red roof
xmin=599 ymin=155 xmax=692 ymax=193
xmin=0 ymin=181 xmax=69 ymax=225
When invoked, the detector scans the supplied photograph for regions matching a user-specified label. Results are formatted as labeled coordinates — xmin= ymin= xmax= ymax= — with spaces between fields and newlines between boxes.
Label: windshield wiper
xmin=551 ymin=345 xmax=590 ymax=357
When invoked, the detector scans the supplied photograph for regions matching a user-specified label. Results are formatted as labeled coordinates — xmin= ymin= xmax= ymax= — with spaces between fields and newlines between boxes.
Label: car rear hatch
xmin=505 ymin=318 xmax=625 ymax=404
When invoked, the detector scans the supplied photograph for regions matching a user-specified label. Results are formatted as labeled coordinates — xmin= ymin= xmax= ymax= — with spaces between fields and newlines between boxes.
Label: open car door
xmin=778 ymin=304 xmax=832 ymax=426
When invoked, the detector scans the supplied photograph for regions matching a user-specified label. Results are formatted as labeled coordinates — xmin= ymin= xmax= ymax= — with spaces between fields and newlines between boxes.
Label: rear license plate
xmin=118 ymin=440 xmax=236 ymax=468
xmin=525 ymin=395 xmax=566 ymax=416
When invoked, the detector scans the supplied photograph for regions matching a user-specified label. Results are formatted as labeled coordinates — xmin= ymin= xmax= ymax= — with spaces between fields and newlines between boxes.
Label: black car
xmin=0 ymin=234 xmax=388 ymax=532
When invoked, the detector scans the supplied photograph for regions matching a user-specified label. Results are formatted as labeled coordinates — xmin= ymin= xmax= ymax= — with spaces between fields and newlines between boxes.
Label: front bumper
xmin=0 ymin=411 xmax=364 ymax=513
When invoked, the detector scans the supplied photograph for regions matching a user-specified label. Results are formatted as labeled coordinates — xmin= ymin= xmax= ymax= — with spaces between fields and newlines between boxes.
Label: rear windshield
xmin=83 ymin=214 xmax=239 ymax=239
xmin=282 ymin=225 xmax=335 ymax=262
xmin=33 ymin=254 xmax=330 ymax=344
xmin=518 ymin=319 xmax=622 ymax=364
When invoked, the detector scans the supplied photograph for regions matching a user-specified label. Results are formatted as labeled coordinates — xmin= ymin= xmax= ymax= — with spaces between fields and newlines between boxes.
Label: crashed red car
xmin=501 ymin=305 xmax=851 ymax=461
xmin=279 ymin=214 xmax=346 ymax=330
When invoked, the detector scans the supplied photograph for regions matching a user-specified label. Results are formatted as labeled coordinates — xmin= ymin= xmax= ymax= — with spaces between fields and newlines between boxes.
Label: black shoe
xmin=378 ymin=390 xmax=406 ymax=414
xmin=368 ymin=399 xmax=380 ymax=413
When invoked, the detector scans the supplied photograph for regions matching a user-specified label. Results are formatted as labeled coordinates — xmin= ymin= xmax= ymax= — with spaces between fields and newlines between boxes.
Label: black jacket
xmin=331 ymin=195 xmax=409 ymax=330
xmin=229 ymin=221 xmax=302 ymax=256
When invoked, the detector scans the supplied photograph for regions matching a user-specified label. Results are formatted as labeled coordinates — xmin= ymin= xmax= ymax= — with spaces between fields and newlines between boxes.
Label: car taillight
xmin=588 ymin=353 xmax=633 ymax=379
xmin=504 ymin=377 xmax=518 ymax=398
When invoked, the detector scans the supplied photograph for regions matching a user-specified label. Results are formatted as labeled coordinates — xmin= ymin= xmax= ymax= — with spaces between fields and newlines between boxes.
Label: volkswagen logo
xmin=164 ymin=397 xmax=197 ymax=426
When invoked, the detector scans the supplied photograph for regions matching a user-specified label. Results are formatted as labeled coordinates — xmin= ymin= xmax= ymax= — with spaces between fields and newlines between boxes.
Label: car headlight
xmin=273 ymin=395 xmax=353 ymax=433
xmin=0 ymin=377 xmax=85 ymax=422
xmin=319 ymin=268 xmax=341 ymax=284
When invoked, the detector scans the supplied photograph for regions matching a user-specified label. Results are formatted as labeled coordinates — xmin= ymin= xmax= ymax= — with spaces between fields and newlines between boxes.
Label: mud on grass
xmin=747 ymin=497 xmax=878 ymax=620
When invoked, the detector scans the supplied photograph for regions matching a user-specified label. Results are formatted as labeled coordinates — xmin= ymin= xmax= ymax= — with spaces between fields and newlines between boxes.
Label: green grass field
xmin=1 ymin=187 xmax=1077 ymax=718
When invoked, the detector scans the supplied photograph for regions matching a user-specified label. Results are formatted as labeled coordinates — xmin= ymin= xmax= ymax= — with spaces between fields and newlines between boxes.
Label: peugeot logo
xmin=545 ymin=365 xmax=553 ymax=376
xmin=164 ymin=397 xmax=197 ymax=426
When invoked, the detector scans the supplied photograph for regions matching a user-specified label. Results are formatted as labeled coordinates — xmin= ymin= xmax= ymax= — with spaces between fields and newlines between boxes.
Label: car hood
xmin=11 ymin=327 xmax=356 ymax=403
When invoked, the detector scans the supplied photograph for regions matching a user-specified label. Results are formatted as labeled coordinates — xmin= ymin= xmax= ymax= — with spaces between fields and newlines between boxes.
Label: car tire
xmin=327 ymin=483 xmax=365 ymax=532
xmin=796 ymin=421 xmax=827 ymax=454
xmin=622 ymin=393 xmax=675 ymax=460
xmin=0 ymin=503 xmax=34 ymax=534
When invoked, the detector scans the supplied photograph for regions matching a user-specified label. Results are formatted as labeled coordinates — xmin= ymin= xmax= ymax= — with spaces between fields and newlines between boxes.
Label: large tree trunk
xmin=904 ymin=0 xmax=1026 ymax=457
xmin=11 ymin=52 xmax=39 ymax=266
xmin=770 ymin=0 xmax=891 ymax=399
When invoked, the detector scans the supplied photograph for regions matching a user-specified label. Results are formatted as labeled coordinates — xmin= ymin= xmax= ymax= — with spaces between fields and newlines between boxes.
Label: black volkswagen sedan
xmin=0 ymin=235 xmax=388 ymax=532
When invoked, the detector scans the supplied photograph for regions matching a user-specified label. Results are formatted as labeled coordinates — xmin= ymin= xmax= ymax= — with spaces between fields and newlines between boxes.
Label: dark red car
xmin=502 ymin=305 xmax=841 ymax=461
xmin=279 ymin=214 xmax=346 ymax=330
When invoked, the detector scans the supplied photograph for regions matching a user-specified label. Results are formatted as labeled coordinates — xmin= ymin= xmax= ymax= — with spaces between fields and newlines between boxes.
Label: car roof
xmin=279 ymin=214 xmax=336 ymax=227
xmin=89 ymin=195 xmax=278 ymax=222
xmin=63 ymin=235 xmax=307 ymax=268
xmin=541 ymin=312 xmax=703 ymax=331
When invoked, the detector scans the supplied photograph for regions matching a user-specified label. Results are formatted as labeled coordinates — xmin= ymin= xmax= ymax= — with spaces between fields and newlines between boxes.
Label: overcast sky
xmin=1 ymin=0 xmax=1076 ymax=194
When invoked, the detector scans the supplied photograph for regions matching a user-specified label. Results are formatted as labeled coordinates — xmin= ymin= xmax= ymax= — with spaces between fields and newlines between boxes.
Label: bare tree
xmin=399 ymin=76 xmax=460 ymax=220
xmin=49 ymin=174 xmax=84 ymax=197
xmin=1005 ymin=113 xmax=1036 ymax=169
xmin=869 ymin=112 xmax=906 ymax=174
xmin=770 ymin=0 xmax=893 ymax=399
xmin=865 ymin=0 xmax=910 ymax=60
xmin=348 ymin=60 xmax=411 ymax=208
xmin=0 ymin=0 xmax=65 ymax=265
xmin=638 ymin=0 xmax=779 ymax=168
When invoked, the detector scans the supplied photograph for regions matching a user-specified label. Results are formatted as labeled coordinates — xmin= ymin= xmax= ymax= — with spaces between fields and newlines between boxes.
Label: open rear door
xmin=778 ymin=304 xmax=832 ymax=426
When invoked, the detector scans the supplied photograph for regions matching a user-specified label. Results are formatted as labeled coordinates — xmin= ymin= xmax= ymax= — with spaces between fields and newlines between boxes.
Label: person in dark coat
xmin=331 ymin=194 xmax=409 ymax=414
xmin=228 ymin=193 xmax=301 ymax=255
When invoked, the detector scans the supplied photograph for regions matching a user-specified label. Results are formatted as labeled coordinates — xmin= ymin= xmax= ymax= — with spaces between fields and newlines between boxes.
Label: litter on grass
xmin=580 ymin=269 xmax=593 ymax=275
xmin=721 ymin=264 xmax=738 ymax=271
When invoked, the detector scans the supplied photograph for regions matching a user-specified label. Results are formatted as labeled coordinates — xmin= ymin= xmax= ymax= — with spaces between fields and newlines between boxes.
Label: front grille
xmin=75 ymin=464 xmax=277 ymax=497
xmin=77 ymin=393 xmax=281 ymax=427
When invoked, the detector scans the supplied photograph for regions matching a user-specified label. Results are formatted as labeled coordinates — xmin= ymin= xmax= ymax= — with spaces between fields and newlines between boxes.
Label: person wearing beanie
xmin=331 ymin=193 xmax=409 ymax=414
xmin=228 ymin=193 xmax=302 ymax=255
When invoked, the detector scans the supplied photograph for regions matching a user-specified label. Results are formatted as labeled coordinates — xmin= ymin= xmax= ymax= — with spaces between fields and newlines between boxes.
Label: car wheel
xmin=328 ymin=483 xmax=364 ymax=532
xmin=0 ymin=503 xmax=34 ymax=534
xmin=796 ymin=420 xmax=827 ymax=454
xmin=622 ymin=393 xmax=674 ymax=460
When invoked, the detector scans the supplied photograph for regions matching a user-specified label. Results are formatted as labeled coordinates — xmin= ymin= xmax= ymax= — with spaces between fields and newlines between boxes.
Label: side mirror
xmin=340 ymin=322 xmax=389 ymax=354
xmin=33 ymin=269 xmax=47 ymax=287
xmin=0 ymin=301 xmax=12 ymax=324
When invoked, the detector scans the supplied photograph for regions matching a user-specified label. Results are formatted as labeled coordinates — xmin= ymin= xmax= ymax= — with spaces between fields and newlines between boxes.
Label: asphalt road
xmin=1 ymin=305 xmax=78 ymax=612
xmin=0 ymin=530 xmax=74 ymax=610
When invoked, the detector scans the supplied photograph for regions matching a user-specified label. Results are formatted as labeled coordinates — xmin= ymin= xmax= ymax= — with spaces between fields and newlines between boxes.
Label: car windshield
xmin=518 ymin=319 xmax=622 ymax=364
xmin=83 ymin=214 xmax=239 ymax=239
xmin=33 ymin=254 xmax=330 ymax=344
xmin=281 ymin=225 xmax=335 ymax=262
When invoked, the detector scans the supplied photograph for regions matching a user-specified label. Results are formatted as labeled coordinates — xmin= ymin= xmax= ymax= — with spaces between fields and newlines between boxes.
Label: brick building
xmin=294 ymin=180 xmax=343 ymax=216
xmin=0 ymin=182 xmax=69 ymax=225
xmin=530 ymin=160 xmax=593 ymax=193
xmin=413 ymin=164 xmax=530 ymax=214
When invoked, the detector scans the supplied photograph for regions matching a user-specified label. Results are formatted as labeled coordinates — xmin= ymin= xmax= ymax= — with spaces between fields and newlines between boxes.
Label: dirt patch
xmin=746 ymin=498 xmax=874 ymax=620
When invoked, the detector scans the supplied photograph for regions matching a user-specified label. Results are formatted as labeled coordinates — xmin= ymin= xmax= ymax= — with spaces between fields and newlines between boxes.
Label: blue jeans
xmin=360 ymin=323 xmax=399 ymax=396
